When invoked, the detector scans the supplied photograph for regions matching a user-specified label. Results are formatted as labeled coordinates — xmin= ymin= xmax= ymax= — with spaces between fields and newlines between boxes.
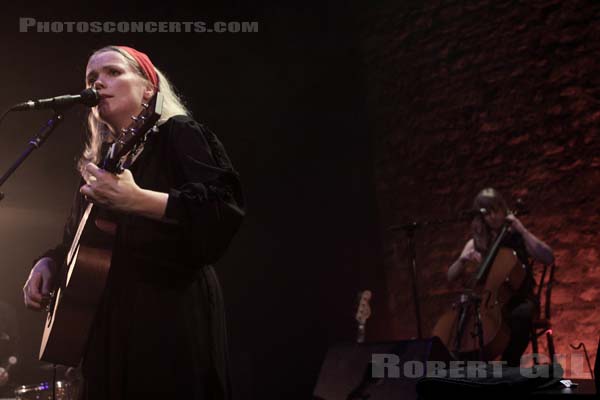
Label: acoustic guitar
xmin=39 ymin=92 xmax=164 ymax=366
xmin=355 ymin=290 xmax=372 ymax=343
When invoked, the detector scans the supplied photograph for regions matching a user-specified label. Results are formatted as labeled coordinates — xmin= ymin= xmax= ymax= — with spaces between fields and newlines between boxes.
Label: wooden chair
xmin=530 ymin=261 xmax=556 ymax=364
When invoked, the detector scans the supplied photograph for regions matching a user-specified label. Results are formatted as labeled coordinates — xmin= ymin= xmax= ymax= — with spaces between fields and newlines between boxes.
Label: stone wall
xmin=359 ymin=0 xmax=600 ymax=377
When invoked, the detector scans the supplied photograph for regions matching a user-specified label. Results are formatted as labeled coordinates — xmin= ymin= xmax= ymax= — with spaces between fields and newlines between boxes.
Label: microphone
xmin=460 ymin=208 xmax=488 ymax=218
xmin=10 ymin=88 xmax=100 ymax=111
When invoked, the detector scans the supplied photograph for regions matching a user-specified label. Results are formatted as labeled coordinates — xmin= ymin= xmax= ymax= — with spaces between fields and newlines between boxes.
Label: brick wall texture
xmin=359 ymin=0 xmax=600 ymax=377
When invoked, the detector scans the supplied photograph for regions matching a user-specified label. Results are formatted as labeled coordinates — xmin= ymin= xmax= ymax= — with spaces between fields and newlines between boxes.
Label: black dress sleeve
xmin=163 ymin=116 xmax=244 ymax=265
xmin=502 ymin=231 xmax=531 ymax=267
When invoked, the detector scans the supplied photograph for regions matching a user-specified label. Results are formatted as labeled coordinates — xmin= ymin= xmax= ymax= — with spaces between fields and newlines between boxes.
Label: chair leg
xmin=546 ymin=330 xmax=555 ymax=364
xmin=531 ymin=328 xmax=539 ymax=365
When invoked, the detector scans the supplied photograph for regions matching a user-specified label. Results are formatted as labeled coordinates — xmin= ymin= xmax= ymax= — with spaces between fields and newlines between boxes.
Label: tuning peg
xmin=131 ymin=116 xmax=139 ymax=122
xmin=142 ymin=103 xmax=149 ymax=108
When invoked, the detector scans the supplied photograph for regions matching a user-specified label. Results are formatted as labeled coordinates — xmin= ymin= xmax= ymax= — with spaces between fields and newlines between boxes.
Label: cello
xmin=432 ymin=207 xmax=528 ymax=361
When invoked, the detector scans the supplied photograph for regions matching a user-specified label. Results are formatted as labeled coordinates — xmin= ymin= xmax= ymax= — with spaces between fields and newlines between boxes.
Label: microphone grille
xmin=80 ymin=88 xmax=100 ymax=107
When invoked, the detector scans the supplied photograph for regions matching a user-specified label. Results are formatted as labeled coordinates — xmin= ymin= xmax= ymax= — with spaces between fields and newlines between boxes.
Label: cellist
xmin=447 ymin=188 xmax=554 ymax=366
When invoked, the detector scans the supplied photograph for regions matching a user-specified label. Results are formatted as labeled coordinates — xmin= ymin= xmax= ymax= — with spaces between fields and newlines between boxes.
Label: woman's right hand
xmin=23 ymin=257 xmax=56 ymax=311
xmin=459 ymin=239 xmax=482 ymax=264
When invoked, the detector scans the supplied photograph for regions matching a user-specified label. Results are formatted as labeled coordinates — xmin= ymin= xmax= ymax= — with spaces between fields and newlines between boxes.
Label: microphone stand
xmin=0 ymin=112 xmax=64 ymax=202
xmin=389 ymin=214 xmax=472 ymax=340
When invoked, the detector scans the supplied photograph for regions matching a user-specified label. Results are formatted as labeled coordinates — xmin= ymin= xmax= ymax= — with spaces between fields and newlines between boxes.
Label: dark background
xmin=0 ymin=2 xmax=385 ymax=399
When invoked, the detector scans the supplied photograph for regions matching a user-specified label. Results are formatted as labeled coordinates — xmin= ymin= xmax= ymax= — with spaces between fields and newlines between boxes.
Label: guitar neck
xmin=356 ymin=323 xmax=366 ymax=343
xmin=354 ymin=289 xmax=372 ymax=344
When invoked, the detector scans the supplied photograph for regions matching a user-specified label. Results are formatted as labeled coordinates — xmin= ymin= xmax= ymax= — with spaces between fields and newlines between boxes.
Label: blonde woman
xmin=24 ymin=46 xmax=244 ymax=399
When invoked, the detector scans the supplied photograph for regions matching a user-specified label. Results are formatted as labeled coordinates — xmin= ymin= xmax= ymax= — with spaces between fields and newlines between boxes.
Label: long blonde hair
xmin=471 ymin=188 xmax=509 ymax=253
xmin=78 ymin=46 xmax=191 ymax=176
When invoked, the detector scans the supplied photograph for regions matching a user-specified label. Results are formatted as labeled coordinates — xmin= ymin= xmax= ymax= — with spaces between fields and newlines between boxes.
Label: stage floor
xmin=531 ymin=379 xmax=596 ymax=398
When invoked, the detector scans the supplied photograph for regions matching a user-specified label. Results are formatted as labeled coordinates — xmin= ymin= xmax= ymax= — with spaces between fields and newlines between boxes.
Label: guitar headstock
xmin=101 ymin=92 xmax=164 ymax=173
xmin=355 ymin=290 xmax=372 ymax=326
xmin=510 ymin=198 xmax=528 ymax=217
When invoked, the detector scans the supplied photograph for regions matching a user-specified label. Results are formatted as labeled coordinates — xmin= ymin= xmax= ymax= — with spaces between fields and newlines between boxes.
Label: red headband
xmin=116 ymin=46 xmax=159 ymax=89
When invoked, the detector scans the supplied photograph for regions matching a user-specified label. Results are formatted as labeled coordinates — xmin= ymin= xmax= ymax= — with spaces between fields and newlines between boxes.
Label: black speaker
xmin=313 ymin=337 xmax=452 ymax=400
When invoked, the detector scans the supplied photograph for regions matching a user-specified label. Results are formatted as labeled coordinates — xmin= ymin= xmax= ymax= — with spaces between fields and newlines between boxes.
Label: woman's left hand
xmin=80 ymin=162 xmax=142 ymax=213
xmin=0 ymin=367 xmax=8 ymax=386
xmin=506 ymin=214 xmax=526 ymax=234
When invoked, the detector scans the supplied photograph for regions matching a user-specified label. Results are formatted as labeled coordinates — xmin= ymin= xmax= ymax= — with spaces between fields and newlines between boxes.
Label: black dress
xmin=37 ymin=115 xmax=244 ymax=399
xmin=499 ymin=232 xmax=539 ymax=366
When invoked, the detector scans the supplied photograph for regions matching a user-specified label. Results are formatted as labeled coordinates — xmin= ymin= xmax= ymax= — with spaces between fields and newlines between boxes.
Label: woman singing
xmin=23 ymin=45 xmax=244 ymax=399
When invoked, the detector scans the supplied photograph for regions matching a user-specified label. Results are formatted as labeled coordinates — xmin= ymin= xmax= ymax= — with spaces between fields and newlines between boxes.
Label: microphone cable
xmin=0 ymin=108 xmax=11 ymax=131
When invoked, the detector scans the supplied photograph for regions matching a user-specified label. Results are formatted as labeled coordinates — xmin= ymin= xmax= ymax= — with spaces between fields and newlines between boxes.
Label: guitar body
xmin=38 ymin=92 xmax=163 ymax=366
xmin=40 ymin=205 xmax=116 ymax=366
